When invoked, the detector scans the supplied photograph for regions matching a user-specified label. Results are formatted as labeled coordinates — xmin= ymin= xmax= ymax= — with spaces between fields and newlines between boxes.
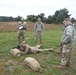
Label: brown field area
xmin=0 ymin=22 xmax=63 ymax=32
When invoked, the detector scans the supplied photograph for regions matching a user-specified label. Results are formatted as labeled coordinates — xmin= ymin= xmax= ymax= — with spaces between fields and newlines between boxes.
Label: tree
xmin=38 ymin=13 xmax=45 ymax=22
xmin=26 ymin=13 xmax=45 ymax=22
xmin=15 ymin=16 xmax=22 ymax=21
xmin=26 ymin=15 xmax=37 ymax=22
xmin=0 ymin=8 xmax=75 ymax=23
xmin=0 ymin=18 xmax=2 ymax=22
xmin=52 ymin=8 xmax=71 ymax=24
xmin=45 ymin=15 xmax=53 ymax=24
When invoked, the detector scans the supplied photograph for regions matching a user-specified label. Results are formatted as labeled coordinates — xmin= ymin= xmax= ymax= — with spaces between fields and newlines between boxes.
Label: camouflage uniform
xmin=34 ymin=20 xmax=44 ymax=44
xmin=21 ymin=41 xmax=52 ymax=54
xmin=60 ymin=24 xmax=75 ymax=66
xmin=17 ymin=21 xmax=27 ymax=44
xmin=21 ymin=44 xmax=45 ymax=54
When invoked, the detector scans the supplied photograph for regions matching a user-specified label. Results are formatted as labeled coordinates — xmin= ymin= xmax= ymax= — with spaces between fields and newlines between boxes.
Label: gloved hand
xmin=17 ymin=45 xmax=21 ymax=49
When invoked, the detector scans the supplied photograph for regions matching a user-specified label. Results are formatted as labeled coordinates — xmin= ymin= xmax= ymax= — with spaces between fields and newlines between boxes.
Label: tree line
xmin=0 ymin=16 xmax=21 ymax=22
xmin=0 ymin=8 xmax=76 ymax=24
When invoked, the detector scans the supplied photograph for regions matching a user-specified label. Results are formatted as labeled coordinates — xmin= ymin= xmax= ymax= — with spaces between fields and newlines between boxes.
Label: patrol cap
xmin=21 ymin=41 xmax=26 ymax=47
xmin=38 ymin=18 xmax=41 ymax=20
xmin=21 ymin=17 xmax=24 ymax=20
xmin=63 ymin=18 xmax=71 ymax=23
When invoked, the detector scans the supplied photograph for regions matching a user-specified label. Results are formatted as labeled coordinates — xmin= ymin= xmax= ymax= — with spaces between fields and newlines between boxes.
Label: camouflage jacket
xmin=34 ymin=22 xmax=44 ymax=32
xmin=61 ymin=24 xmax=75 ymax=45
xmin=17 ymin=22 xmax=28 ymax=30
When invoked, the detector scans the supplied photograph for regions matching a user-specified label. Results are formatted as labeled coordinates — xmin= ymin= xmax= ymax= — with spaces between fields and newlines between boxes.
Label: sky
xmin=0 ymin=0 xmax=76 ymax=19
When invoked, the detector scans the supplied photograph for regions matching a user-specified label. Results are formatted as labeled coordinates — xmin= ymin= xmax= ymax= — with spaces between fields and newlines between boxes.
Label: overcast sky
xmin=0 ymin=0 xmax=76 ymax=19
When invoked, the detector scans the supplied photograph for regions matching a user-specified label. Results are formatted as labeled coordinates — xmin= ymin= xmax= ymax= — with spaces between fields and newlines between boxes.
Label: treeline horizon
xmin=0 ymin=8 xmax=76 ymax=24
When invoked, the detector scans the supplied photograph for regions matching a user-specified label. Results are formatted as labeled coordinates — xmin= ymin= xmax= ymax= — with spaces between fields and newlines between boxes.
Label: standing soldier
xmin=56 ymin=18 xmax=75 ymax=69
xmin=17 ymin=17 xmax=28 ymax=44
xmin=34 ymin=18 xmax=44 ymax=44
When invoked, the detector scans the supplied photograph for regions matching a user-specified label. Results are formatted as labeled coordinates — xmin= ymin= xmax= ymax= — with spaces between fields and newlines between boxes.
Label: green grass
xmin=0 ymin=27 xmax=76 ymax=75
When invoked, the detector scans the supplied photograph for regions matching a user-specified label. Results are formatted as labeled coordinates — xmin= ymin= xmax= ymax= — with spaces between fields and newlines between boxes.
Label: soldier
xmin=17 ymin=17 xmax=28 ymax=44
xmin=56 ymin=18 xmax=75 ymax=69
xmin=34 ymin=18 xmax=44 ymax=44
xmin=10 ymin=41 xmax=55 ymax=57
xmin=20 ymin=41 xmax=53 ymax=54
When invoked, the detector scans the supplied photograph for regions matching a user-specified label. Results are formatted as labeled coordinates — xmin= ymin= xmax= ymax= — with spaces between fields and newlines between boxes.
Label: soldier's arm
xmin=34 ymin=23 xmax=37 ymax=32
xmin=62 ymin=26 xmax=73 ymax=44
xmin=41 ymin=22 xmax=44 ymax=32
xmin=24 ymin=45 xmax=30 ymax=54
xmin=25 ymin=22 xmax=28 ymax=27
xmin=22 ymin=22 xmax=28 ymax=30
xmin=23 ymin=22 xmax=27 ymax=27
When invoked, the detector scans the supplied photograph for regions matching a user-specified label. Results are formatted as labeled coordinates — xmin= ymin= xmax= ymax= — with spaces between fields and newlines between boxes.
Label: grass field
xmin=0 ymin=27 xmax=76 ymax=75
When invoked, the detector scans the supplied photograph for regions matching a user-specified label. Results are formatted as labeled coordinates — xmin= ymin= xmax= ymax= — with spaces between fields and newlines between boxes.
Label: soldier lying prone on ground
xmin=10 ymin=41 xmax=55 ymax=57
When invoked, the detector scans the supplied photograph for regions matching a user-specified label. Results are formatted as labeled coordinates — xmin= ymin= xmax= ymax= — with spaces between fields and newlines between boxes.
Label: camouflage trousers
xmin=35 ymin=31 xmax=42 ymax=44
xmin=61 ymin=44 xmax=72 ymax=66
xmin=18 ymin=30 xmax=25 ymax=43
